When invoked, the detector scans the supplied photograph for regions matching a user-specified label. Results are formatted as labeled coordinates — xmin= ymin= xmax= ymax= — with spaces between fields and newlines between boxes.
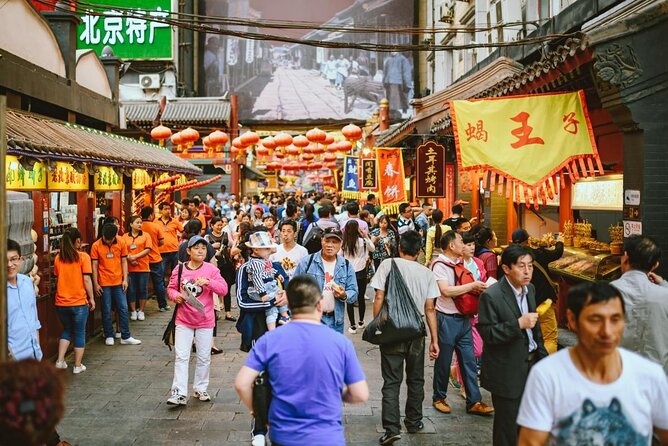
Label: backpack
xmin=430 ymin=258 xmax=480 ymax=316
xmin=303 ymin=224 xmax=325 ymax=254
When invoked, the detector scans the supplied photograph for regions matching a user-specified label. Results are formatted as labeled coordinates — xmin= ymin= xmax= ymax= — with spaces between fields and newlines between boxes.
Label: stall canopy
xmin=6 ymin=109 xmax=200 ymax=176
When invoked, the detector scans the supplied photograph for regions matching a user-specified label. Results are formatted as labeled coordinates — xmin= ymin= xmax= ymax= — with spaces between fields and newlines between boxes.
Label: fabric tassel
xmin=587 ymin=157 xmax=595 ymax=176
xmin=570 ymin=161 xmax=580 ymax=181
xmin=534 ymin=188 xmax=541 ymax=210
xmin=469 ymin=170 xmax=478 ymax=193
xmin=596 ymin=156 xmax=604 ymax=175
xmin=545 ymin=179 xmax=554 ymax=200
xmin=498 ymin=175 xmax=505 ymax=196
xmin=578 ymin=158 xmax=588 ymax=177
xmin=507 ymin=180 xmax=514 ymax=200
xmin=490 ymin=172 xmax=496 ymax=192
xmin=482 ymin=170 xmax=490 ymax=191
xmin=540 ymin=186 xmax=548 ymax=206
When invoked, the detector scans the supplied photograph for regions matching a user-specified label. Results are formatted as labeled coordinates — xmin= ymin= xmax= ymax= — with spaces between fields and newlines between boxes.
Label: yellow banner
xmin=450 ymin=91 xmax=603 ymax=208
xmin=132 ymin=169 xmax=153 ymax=190
xmin=6 ymin=156 xmax=47 ymax=190
xmin=94 ymin=166 xmax=122 ymax=191
xmin=48 ymin=162 xmax=89 ymax=191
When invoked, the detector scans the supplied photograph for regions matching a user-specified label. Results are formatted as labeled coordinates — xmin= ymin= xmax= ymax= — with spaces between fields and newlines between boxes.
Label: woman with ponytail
xmin=474 ymin=226 xmax=498 ymax=279
xmin=424 ymin=209 xmax=452 ymax=266
xmin=53 ymin=228 xmax=95 ymax=374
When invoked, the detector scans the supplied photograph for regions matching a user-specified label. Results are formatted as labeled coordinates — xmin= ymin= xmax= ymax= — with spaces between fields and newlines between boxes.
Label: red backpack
xmin=430 ymin=258 xmax=480 ymax=316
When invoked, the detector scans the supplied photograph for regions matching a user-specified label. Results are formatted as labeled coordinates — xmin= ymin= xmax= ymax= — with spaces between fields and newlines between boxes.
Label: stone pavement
xmin=57 ymin=292 xmax=493 ymax=446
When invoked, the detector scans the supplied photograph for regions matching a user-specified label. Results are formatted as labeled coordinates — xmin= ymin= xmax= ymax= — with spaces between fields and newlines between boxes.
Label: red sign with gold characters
xmin=376 ymin=147 xmax=406 ymax=214
xmin=416 ymin=141 xmax=445 ymax=198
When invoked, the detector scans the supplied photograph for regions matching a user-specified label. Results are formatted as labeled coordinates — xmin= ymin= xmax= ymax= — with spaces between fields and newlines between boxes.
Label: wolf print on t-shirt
xmin=553 ymin=398 xmax=648 ymax=445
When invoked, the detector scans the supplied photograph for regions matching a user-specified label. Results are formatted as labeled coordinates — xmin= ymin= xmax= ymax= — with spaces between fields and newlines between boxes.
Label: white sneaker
xmin=120 ymin=336 xmax=142 ymax=345
xmin=73 ymin=364 xmax=87 ymax=374
xmin=115 ymin=332 xmax=122 ymax=339
xmin=348 ymin=326 xmax=357 ymax=334
xmin=130 ymin=311 xmax=138 ymax=321
xmin=251 ymin=434 xmax=266 ymax=446
xmin=194 ymin=391 xmax=211 ymax=402
xmin=105 ymin=337 xmax=114 ymax=346
xmin=357 ymin=320 xmax=365 ymax=329
xmin=55 ymin=360 xmax=67 ymax=369
xmin=166 ymin=391 xmax=187 ymax=406
xmin=137 ymin=311 xmax=145 ymax=321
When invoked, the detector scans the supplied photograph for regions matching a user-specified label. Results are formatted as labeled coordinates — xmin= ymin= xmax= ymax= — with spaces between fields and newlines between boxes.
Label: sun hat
xmin=245 ymin=231 xmax=278 ymax=249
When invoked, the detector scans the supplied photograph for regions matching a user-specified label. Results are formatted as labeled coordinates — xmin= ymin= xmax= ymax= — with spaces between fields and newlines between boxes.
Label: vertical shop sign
xmin=361 ymin=158 xmax=377 ymax=190
xmin=376 ymin=147 xmax=406 ymax=214
xmin=342 ymin=156 xmax=360 ymax=199
xmin=416 ymin=141 xmax=445 ymax=198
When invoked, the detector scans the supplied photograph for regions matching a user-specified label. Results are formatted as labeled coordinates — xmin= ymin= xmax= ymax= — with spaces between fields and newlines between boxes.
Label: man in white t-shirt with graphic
xmin=517 ymin=281 xmax=668 ymax=446
xmin=270 ymin=219 xmax=308 ymax=279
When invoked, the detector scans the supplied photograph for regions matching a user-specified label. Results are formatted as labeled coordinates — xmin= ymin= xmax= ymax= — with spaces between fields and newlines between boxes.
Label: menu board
xmin=572 ymin=175 xmax=623 ymax=211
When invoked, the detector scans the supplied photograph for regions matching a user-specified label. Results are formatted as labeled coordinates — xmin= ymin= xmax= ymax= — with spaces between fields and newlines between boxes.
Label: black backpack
xmin=303 ymin=225 xmax=325 ymax=254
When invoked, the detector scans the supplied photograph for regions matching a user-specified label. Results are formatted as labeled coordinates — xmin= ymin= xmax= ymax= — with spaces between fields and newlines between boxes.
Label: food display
xmin=562 ymin=220 xmax=574 ymax=246
xmin=609 ymin=224 xmax=624 ymax=254
xmin=549 ymin=247 xmax=621 ymax=282
xmin=528 ymin=233 xmax=558 ymax=249
xmin=572 ymin=221 xmax=593 ymax=248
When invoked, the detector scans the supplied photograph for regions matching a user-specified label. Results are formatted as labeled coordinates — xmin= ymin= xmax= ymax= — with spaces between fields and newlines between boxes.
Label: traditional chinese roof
xmin=122 ymin=101 xmax=161 ymax=126
xmin=376 ymin=119 xmax=416 ymax=147
xmin=6 ymin=109 xmax=201 ymax=175
xmin=160 ymin=98 xmax=231 ymax=126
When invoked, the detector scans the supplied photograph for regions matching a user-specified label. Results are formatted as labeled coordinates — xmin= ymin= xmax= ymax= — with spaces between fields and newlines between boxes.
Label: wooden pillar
xmin=77 ymin=192 xmax=92 ymax=245
xmin=559 ymin=179 xmax=572 ymax=234
xmin=506 ymin=198 xmax=518 ymax=243
xmin=471 ymin=185 xmax=480 ymax=223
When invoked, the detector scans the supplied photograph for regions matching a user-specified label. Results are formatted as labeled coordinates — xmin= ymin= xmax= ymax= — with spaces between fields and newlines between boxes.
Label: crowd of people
xmin=4 ymin=184 xmax=668 ymax=446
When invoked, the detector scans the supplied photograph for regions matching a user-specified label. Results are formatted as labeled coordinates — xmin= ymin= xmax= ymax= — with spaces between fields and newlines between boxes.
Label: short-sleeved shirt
xmin=245 ymin=322 xmax=365 ymax=445
xmin=270 ymin=243 xmax=308 ymax=279
xmin=193 ymin=212 xmax=206 ymax=234
xmin=54 ymin=252 xmax=92 ymax=306
xmin=141 ymin=220 xmax=164 ymax=264
xmin=155 ymin=217 xmax=183 ymax=253
xmin=91 ymin=237 xmax=128 ymax=286
xmin=370 ymin=258 xmax=440 ymax=315
xmin=121 ymin=231 xmax=152 ymax=273
xmin=7 ymin=274 xmax=43 ymax=361
xmin=430 ymin=253 xmax=460 ymax=314
xmin=517 ymin=348 xmax=668 ymax=445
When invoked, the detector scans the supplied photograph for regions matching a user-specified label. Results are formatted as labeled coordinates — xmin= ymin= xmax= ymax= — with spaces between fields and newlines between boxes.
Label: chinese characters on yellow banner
xmin=48 ymin=162 xmax=89 ymax=191
xmin=132 ymin=169 xmax=153 ymax=190
xmin=416 ymin=142 xmax=445 ymax=198
xmin=6 ymin=156 xmax=47 ymax=190
xmin=94 ymin=166 xmax=122 ymax=191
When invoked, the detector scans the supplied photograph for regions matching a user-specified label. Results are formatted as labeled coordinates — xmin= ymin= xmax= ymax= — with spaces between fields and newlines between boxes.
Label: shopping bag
xmin=162 ymin=264 xmax=183 ymax=350
xmin=252 ymin=370 xmax=272 ymax=428
xmin=363 ymin=260 xmax=426 ymax=345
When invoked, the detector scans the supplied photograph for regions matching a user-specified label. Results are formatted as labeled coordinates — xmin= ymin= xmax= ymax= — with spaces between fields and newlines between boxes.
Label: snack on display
xmin=550 ymin=256 xmax=580 ymax=269
xmin=528 ymin=233 xmax=557 ymax=249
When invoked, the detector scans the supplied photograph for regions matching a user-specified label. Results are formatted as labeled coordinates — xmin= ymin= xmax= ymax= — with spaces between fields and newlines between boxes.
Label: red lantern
xmin=306 ymin=127 xmax=327 ymax=143
xmin=342 ymin=123 xmax=363 ymax=141
xmin=310 ymin=144 xmax=324 ymax=155
xmin=301 ymin=153 xmax=314 ymax=161
xmin=324 ymin=162 xmax=337 ymax=169
xmin=297 ymin=161 xmax=308 ymax=171
xmin=232 ymin=137 xmax=247 ymax=149
xmin=310 ymin=161 xmax=323 ymax=170
xmin=292 ymin=135 xmax=309 ymax=148
xmin=275 ymin=151 xmax=286 ymax=159
xmin=274 ymin=133 xmax=293 ymax=147
xmin=323 ymin=153 xmax=337 ymax=162
xmin=326 ymin=141 xmax=340 ymax=153
xmin=266 ymin=161 xmax=283 ymax=170
xmin=262 ymin=137 xmax=276 ymax=150
xmin=283 ymin=162 xmax=299 ymax=171
xmin=240 ymin=131 xmax=260 ymax=146
xmin=285 ymin=145 xmax=300 ymax=156
xmin=202 ymin=136 xmax=211 ymax=147
xmin=209 ymin=130 xmax=229 ymax=147
xmin=256 ymin=147 xmax=271 ymax=157
xmin=323 ymin=133 xmax=335 ymax=146
xmin=181 ymin=127 xmax=200 ymax=144
xmin=170 ymin=132 xmax=183 ymax=146
xmin=151 ymin=124 xmax=172 ymax=141
xmin=337 ymin=140 xmax=353 ymax=153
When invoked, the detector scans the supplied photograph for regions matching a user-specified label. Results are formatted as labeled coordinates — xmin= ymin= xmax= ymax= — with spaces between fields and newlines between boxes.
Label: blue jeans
xmin=432 ymin=312 xmax=481 ymax=408
xmin=127 ymin=272 xmax=149 ymax=306
xmin=56 ymin=305 xmax=89 ymax=348
xmin=149 ymin=262 xmax=168 ymax=309
xmin=161 ymin=252 xmax=179 ymax=284
xmin=101 ymin=285 xmax=131 ymax=340
xmin=321 ymin=312 xmax=343 ymax=334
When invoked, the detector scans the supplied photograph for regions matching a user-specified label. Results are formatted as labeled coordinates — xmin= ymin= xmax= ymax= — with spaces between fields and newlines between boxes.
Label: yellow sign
xmin=132 ymin=169 xmax=153 ymax=190
xmin=6 ymin=156 xmax=47 ymax=190
xmin=94 ymin=166 xmax=123 ymax=191
xmin=47 ymin=162 xmax=89 ymax=191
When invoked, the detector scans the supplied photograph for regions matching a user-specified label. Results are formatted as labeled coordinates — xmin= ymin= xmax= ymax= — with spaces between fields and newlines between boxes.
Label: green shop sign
xmin=77 ymin=0 xmax=174 ymax=60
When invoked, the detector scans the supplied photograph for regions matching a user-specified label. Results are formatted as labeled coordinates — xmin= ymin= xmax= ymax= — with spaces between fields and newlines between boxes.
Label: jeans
xmin=432 ymin=312 xmax=482 ymax=407
xmin=171 ymin=325 xmax=213 ymax=396
xmin=101 ymin=285 xmax=131 ymax=340
xmin=56 ymin=305 xmax=89 ymax=348
xmin=149 ymin=262 xmax=168 ymax=309
xmin=380 ymin=337 xmax=425 ymax=435
xmin=161 ymin=252 xmax=179 ymax=284
xmin=127 ymin=272 xmax=149 ymax=306
xmin=347 ymin=269 xmax=367 ymax=326
xmin=321 ymin=312 xmax=343 ymax=334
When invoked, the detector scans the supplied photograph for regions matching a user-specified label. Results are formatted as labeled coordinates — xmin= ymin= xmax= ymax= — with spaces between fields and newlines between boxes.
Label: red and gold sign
xmin=450 ymin=90 xmax=602 ymax=209
xmin=416 ymin=141 xmax=445 ymax=198
xmin=376 ymin=147 xmax=406 ymax=214
xmin=361 ymin=158 xmax=377 ymax=190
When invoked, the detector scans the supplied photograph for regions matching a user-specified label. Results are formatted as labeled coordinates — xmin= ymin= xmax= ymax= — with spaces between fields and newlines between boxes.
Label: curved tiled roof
xmin=161 ymin=98 xmax=231 ymax=126
xmin=376 ymin=119 xmax=415 ymax=146
xmin=6 ymin=109 xmax=200 ymax=175
xmin=123 ymin=101 xmax=160 ymax=126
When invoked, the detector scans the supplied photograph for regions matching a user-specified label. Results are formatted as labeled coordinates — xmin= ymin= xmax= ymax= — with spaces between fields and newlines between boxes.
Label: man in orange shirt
xmin=155 ymin=203 xmax=183 ymax=280
xmin=184 ymin=198 xmax=207 ymax=235
xmin=91 ymin=223 xmax=141 ymax=346
xmin=141 ymin=206 xmax=169 ymax=311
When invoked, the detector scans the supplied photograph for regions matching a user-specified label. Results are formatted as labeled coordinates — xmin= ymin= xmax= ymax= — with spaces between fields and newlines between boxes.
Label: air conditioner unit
xmin=439 ymin=6 xmax=453 ymax=23
xmin=139 ymin=74 xmax=161 ymax=90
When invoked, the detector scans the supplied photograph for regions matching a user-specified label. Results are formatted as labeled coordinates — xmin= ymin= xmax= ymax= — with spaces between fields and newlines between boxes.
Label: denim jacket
xmin=294 ymin=252 xmax=358 ymax=329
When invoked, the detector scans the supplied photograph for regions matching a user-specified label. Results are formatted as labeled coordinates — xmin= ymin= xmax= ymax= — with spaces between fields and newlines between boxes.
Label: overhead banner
xmin=48 ymin=162 xmax=89 ymax=191
xmin=342 ymin=156 xmax=360 ymax=200
xmin=132 ymin=169 xmax=153 ymax=190
xmin=416 ymin=141 xmax=445 ymax=198
xmin=450 ymin=90 xmax=603 ymax=209
xmin=377 ymin=147 xmax=406 ymax=214
xmin=361 ymin=158 xmax=377 ymax=190
xmin=94 ymin=166 xmax=123 ymax=191
xmin=6 ymin=156 xmax=47 ymax=190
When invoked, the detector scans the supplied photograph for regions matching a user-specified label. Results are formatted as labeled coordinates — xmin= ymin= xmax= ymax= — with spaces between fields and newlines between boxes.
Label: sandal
xmin=224 ymin=315 xmax=237 ymax=322
xmin=211 ymin=346 xmax=223 ymax=355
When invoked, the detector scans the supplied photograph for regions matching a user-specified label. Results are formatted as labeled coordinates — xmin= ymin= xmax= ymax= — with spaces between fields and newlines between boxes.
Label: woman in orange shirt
xmin=121 ymin=216 xmax=152 ymax=321
xmin=54 ymin=228 xmax=95 ymax=374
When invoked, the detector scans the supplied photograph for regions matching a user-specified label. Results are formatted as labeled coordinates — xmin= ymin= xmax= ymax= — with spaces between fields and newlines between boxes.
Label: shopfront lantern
xmin=262 ymin=136 xmax=277 ymax=151
xmin=273 ymin=133 xmax=293 ymax=148
xmin=208 ymin=130 xmax=229 ymax=152
xmin=325 ymin=161 xmax=338 ymax=169
xmin=256 ymin=147 xmax=271 ymax=157
xmin=337 ymin=140 xmax=353 ymax=153
xmin=181 ymin=127 xmax=200 ymax=144
xmin=240 ymin=131 xmax=260 ymax=146
xmin=326 ymin=141 xmax=340 ymax=153
xmin=323 ymin=133 xmax=335 ymax=146
xmin=232 ymin=137 xmax=248 ymax=159
xmin=310 ymin=161 xmax=323 ymax=170
xmin=342 ymin=123 xmax=363 ymax=141
xmin=285 ymin=144 xmax=300 ymax=156
xmin=151 ymin=124 xmax=172 ymax=146
xmin=323 ymin=152 xmax=337 ymax=162
xmin=274 ymin=150 xmax=286 ymax=159
xmin=266 ymin=161 xmax=283 ymax=171
xmin=301 ymin=153 xmax=315 ymax=162
xmin=309 ymin=143 xmax=324 ymax=155
xmin=170 ymin=131 xmax=183 ymax=151
xmin=306 ymin=127 xmax=327 ymax=143
xmin=292 ymin=135 xmax=309 ymax=149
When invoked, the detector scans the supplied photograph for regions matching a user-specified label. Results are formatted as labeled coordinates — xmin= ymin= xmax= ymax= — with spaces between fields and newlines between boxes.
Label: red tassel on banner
xmin=470 ymin=170 xmax=478 ymax=193
xmin=540 ymin=186 xmax=548 ymax=206
xmin=482 ymin=170 xmax=490 ymax=191
xmin=489 ymin=171 xmax=496 ymax=192
xmin=508 ymin=180 xmax=515 ymax=200
xmin=534 ymin=187 xmax=541 ymax=210
xmin=578 ymin=158 xmax=588 ymax=177
xmin=596 ymin=156 xmax=604 ymax=175
xmin=587 ymin=158 xmax=595 ymax=176
xmin=461 ymin=174 xmax=468 ymax=192
xmin=498 ymin=175 xmax=505 ymax=196
xmin=545 ymin=179 xmax=554 ymax=200
xmin=570 ymin=161 xmax=580 ymax=181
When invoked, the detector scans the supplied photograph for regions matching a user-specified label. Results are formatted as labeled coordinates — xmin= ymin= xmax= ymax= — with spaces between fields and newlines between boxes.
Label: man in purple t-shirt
xmin=235 ymin=275 xmax=369 ymax=446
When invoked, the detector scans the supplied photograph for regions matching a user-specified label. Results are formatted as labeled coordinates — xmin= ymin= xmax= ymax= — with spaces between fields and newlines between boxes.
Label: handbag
xmin=252 ymin=370 xmax=272 ymax=429
xmin=162 ymin=263 xmax=183 ymax=350
xmin=363 ymin=259 xmax=426 ymax=345
xmin=430 ymin=259 xmax=479 ymax=316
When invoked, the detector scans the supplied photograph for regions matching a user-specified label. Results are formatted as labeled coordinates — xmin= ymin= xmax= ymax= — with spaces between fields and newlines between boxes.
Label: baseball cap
xmin=322 ymin=227 xmax=343 ymax=241
xmin=187 ymin=235 xmax=208 ymax=248
xmin=262 ymin=212 xmax=275 ymax=220
xmin=511 ymin=229 xmax=529 ymax=244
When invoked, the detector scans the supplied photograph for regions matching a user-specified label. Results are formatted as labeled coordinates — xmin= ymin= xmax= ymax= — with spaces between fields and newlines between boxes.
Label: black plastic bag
xmin=253 ymin=370 xmax=272 ymax=428
xmin=363 ymin=260 xmax=426 ymax=345
xmin=162 ymin=264 xmax=183 ymax=350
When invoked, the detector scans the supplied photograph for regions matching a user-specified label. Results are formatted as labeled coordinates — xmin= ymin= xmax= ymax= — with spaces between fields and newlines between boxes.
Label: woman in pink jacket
xmin=166 ymin=236 xmax=228 ymax=406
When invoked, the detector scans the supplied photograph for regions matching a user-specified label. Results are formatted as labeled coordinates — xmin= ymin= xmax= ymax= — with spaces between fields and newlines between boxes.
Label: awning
xmin=240 ymin=165 xmax=267 ymax=181
xmin=122 ymin=101 xmax=160 ymax=126
xmin=161 ymin=98 xmax=231 ymax=127
xmin=6 ymin=109 xmax=201 ymax=176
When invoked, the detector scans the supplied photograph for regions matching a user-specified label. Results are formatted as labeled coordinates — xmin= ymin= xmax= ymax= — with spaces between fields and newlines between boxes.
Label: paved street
xmin=57 ymin=290 xmax=493 ymax=446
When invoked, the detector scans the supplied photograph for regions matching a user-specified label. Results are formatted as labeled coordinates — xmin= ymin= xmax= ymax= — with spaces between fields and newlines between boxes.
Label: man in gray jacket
xmin=611 ymin=235 xmax=668 ymax=373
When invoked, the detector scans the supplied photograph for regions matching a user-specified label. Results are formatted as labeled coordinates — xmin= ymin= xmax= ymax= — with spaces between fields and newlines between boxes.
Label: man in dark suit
xmin=477 ymin=244 xmax=548 ymax=446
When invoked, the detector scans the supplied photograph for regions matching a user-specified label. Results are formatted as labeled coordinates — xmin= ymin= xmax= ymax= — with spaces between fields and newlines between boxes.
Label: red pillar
xmin=229 ymin=94 xmax=240 ymax=196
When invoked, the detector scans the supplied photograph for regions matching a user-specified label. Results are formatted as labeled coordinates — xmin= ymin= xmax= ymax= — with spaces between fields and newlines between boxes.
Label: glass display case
xmin=548 ymin=247 xmax=622 ymax=282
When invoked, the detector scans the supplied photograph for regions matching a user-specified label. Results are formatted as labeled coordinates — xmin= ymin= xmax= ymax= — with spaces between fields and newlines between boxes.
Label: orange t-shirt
xmin=54 ymin=252 xmax=92 ymax=306
xmin=120 ymin=231 xmax=152 ymax=273
xmin=194 ymin=213 xmax=206 ymax=235
xmin=141 ymin=220 xmax=164 ymax=264
xmin=154 ymin=217 xmax=183 ymax=253
xmin=91 ymin=237 xmax=128 ymax=286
